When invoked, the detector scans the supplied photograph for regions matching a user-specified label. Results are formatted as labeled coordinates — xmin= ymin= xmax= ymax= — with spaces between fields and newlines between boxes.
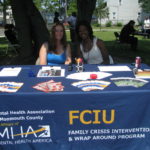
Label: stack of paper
xmin=98 ymin=66 xmax=131 ymax=72
xmin=0 ymin=67 xmax=21 ymax=77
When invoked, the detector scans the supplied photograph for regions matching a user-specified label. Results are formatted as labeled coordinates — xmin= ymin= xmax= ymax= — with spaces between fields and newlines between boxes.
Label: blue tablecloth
xmin=0 ymin=64 xmax=150 ymax=150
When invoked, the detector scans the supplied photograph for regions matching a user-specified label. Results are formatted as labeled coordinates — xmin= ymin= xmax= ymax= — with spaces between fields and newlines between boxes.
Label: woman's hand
xmin=65 ymin=44 xmax=72 ymax=65
xmin=65 ymin=58 xmax=71 ymax=65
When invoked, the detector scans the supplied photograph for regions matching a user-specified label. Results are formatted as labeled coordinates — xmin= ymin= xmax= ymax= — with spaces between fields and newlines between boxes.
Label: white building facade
xmin=102 ymin=0 xmax=142 ymax=25
xmin=0 ymin=6 xmax=13 ymax=25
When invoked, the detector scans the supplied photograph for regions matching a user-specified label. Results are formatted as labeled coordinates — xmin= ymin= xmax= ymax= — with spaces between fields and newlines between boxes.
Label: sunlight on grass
xmin=0 ymin=29 xmax=150 ymax=65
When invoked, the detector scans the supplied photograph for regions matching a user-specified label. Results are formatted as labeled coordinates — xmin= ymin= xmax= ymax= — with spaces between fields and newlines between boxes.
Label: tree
xmin=9 ymin=0 xmax=97 ymax=64
xmin=94 ymin=0 xmax=109 ymax=29
xmin=77 ymin=0 xmax=96 ymax=23
xmin=139 ymin=0 xmax=150 ymax=12
xmin=10 ymin=0 xmax=50 ymax=65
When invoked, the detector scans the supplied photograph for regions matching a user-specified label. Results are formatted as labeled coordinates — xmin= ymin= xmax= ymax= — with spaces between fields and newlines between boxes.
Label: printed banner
xmin=0 ymin=91 xmax=150 ymax=150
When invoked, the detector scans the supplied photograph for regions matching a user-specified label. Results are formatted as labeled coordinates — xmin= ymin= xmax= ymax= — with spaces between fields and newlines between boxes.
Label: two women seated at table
xmin=38 ymin=21 xmax=111 ymax=65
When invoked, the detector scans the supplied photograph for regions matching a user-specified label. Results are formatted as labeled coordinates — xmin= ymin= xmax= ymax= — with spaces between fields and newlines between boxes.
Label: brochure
xmin=37 ymin=66 xmax=65 ymax=77
xmin=33 ymin=80 xmax=64 ymax=92
xmin=111 ymin=77 xmax=148 ymax=88
xmin=0 ymin=82 xmax=23 ymax=92
xmin=134 ymin=70 xmax=150 ymax=79
xmin=72 ymin=80 xmax=111 ymax=91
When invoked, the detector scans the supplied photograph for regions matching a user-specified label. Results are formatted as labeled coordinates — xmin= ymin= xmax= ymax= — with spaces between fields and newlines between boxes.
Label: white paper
xmin=98 ymin=66 xmax=131 ymax=72
xmin=0 ymin=67 xmax=21 ymax=77
xmin=42 ymin=66 xmax=61 ymax=70
xmin=66 ymin=72 xmax=112 ymax=80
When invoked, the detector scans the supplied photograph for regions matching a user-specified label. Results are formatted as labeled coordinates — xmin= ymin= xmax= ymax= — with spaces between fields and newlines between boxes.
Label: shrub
xmin=116 ymin=22 xmax=123 ymax=27
xmin=105 ymin=21 xmax=112 ymax=27
xmin=92 ymin=23 xmax=100 ymax=27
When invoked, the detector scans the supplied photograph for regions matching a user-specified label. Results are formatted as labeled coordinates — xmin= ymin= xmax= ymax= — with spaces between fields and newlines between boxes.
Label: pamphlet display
xmin=134 ymin=70 xmax=150 ymax=79
xmin=72 ymin=80 xmax=111 ymax=91
xmin=111 ymin=77 xmax=148 ymax=88
xmin=37 ymin=66 xmax=65 ymax=77
xmin=33 ymin=80 xmax=64 ymax=92
xmin=0 ymin=82 xmax=23 ymax=92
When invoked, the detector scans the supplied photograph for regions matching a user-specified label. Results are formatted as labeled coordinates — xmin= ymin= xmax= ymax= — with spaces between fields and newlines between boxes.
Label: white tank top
xmin=80 ymin=37 xmax=103 ymax=64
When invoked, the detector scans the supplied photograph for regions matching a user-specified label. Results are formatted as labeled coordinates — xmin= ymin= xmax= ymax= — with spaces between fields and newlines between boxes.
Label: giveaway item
xmin=90 ymin=74 xmax=98 ymax=79
xmin=76 ymin=58 xmax=83 ymax=72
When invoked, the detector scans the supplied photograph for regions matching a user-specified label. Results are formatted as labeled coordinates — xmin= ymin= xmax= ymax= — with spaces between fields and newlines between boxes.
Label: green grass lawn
xmin=0 ymin=30 xmax=150 ymax=65
xmin=93 ymin=31 xmax=150 ymax=65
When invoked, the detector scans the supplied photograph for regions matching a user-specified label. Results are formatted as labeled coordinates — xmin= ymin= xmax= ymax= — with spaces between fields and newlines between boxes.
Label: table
xmin=135 ymin=32 xmax=150 ymax=38
xmin=135 ymin=32 xmax=149 ymax=38
xmin=0 ymin=64 xmax=150 ymax=150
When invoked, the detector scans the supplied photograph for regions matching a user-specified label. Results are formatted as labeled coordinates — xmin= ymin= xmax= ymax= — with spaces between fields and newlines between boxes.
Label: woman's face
xmin=78 ymin=25 xmax=89 ymax=40
xmin=54 ymin=25 xmax=64 ymax=40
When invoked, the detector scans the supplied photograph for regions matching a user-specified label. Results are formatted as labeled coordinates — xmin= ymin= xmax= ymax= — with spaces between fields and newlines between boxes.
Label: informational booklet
xmin=33 ymin=80 xmax=64 ymax=92
xmin=134 ymin=70 xmax=150 ymax=79
xmin=111 ymin=77 xmax=148 ymax=88
xmin=0 ymin=82 xmax=23 ymax=92
xmin=0 ymin=67 xmax=21 ymax=77
xmin=37 ymin=66 xmax=65 ymax=77
xmin=98 ymin=66 xmax=131 ymax=72
xmin=72 ymin=80 xmax=111 ymax=91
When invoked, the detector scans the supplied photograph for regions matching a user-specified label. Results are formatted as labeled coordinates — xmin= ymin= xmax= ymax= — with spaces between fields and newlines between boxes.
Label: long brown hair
xmin=49 ymin=22 xmax=67 ymax=53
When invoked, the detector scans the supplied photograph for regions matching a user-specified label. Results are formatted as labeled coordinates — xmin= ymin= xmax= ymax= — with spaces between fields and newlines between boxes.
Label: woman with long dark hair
xmin=76 ymin=20 xmax=109 ymax=64
xmin=39 ymin=22 xmax=71 ymax=65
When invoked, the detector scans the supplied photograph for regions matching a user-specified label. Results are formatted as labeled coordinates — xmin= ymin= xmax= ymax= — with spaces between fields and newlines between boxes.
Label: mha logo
xmin=0 ymin=125 xmax=51 ymax=139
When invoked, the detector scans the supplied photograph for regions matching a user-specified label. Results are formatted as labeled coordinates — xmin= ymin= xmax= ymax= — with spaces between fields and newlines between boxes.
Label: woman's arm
xmin=65 ymin=44 xmax=72 ymax=65
xmin=39 ymin=42 xmax=49 ymax=65
xmin=97 ymin=39 xmax=109 ymax=64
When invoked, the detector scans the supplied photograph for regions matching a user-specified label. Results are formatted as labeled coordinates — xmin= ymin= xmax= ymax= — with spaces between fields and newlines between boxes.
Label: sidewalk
xmin=0 ymin=28 xmax=4 ymax=37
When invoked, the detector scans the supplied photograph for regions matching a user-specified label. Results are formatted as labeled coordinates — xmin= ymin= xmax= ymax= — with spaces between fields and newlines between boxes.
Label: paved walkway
xmin=0 ymin=27 xmax=120 ymax=37
xmin=0 ymin=28 xmax=4 ymax=37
